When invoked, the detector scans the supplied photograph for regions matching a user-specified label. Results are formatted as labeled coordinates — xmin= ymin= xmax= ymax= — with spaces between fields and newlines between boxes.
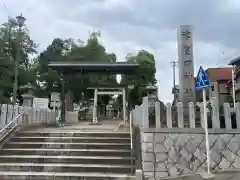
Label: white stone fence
xmin=131 ymin=96 xmax=240 ymax=129
xmin=0 ymin=104 xmax=58 ymax=130
xmin=0 ymin=104 xmax=79 ymax=131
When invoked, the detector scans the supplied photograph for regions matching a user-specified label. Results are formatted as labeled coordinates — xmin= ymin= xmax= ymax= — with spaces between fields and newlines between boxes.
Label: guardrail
xmin=0 ymin=113 xmax=24 ymax=143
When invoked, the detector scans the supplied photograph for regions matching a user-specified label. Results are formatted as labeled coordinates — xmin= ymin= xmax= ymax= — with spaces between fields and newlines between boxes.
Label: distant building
xmin=228 ymin=57 xmax=240 ymax=102
xmin=233 ymin=68 xmax=240 ymax=101
xmin=204 ymin=67 xmax=233 ymax=105
xmin=173 ymin=67 xmax=233 ymax=106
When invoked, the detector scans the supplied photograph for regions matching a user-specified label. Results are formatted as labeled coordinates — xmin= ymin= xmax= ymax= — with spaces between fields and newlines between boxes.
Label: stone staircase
xmin=0 ymin=128 xmax=136 ymax=180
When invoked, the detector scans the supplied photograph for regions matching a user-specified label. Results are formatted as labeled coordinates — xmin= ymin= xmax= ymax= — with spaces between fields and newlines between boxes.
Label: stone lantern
xmin=50 ymin=92 xmax=61 ymax=110
xmin=20 ymin=83 xmax=35 ymax=107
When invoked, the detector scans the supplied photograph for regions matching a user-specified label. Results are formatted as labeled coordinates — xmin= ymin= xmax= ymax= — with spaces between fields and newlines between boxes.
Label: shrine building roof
xmin=229 ymin=56 xmax=240 ymax=66
xmin=48 ymin=61 xmax=139 ymax=74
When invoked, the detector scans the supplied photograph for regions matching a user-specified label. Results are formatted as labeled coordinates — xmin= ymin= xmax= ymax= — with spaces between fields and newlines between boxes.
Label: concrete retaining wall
xmin=141 ymin=128 xmax=240 ymax=179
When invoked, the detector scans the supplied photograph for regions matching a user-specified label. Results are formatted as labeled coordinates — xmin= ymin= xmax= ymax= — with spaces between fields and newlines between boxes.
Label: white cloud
xmin=0 ymin=0 xmax=238 ymax=103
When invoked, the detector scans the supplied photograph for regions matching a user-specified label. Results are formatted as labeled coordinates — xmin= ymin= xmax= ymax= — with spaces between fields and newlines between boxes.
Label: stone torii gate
xmin=87 ymin=85 xmax=127 ymax=124
xmin=48 ymin=62 xmax=139 ymax=124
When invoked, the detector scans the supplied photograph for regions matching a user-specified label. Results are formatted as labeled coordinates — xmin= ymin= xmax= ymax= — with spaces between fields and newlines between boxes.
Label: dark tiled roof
xmin=229 ymin=56 xmax=240 ymax=66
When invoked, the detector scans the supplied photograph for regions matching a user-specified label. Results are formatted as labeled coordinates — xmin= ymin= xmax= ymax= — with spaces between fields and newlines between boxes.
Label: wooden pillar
xmin=60 ymin=73 xmax=66 ymax=123
xmin=122 ymin=88 xmax=126 ymax=124
xmin=155 ymin=101 xmax=161 ymax=128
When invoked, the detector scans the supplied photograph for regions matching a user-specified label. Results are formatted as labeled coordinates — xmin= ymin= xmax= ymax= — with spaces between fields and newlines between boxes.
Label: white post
xmin=211 ymin=97 xmax=220 ymax=128
xmin=232 ymin=66 xmax=236 ymax=108
xmin=92 ymin=88 xmax=98 ymax=124
xmin=223 ymin=103 xmax=232 ymax=129
xmin=142 ymin=96 xmax=149 ymax=128
xmin=177 ymin=102 xmax=184 ymax=128
xmin=203 ymin=89 xmax=211 ymax=174
xmin=155 ymin=101 xmax=161 ymax=128
xmin=166 ymin=103 xmax=172 ymax=128
xmin=236 ymin=103 xmax=240 ymax=128
xmin=122 ymin=88 xmax=126 ymax=124
xmin=199 ymin=103 xmax=205 ymax=128
xmin=188 ymin=102 xmax=196 ymax=128
xmin=139 ymin=105 xmax=143 ymax=127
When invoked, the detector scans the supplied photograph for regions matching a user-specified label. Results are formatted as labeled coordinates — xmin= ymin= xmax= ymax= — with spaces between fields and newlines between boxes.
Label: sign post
xmin=195 ymin=66 xmax=211 ymax=174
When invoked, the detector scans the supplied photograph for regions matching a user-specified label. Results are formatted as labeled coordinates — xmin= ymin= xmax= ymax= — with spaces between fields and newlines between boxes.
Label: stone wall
xmin=141 ymin=128 xmax=240 ymax=179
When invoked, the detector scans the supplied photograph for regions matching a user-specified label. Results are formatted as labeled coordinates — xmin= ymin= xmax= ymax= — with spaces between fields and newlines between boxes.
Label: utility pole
xmin=12 ymin=14 xmax=25 ymax=104
xmin=170 ymin=61 xmax=178 ymax=103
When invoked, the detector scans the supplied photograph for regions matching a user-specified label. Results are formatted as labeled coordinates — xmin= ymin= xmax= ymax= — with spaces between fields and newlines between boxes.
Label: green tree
xmin=37 ymin=31 xmax=118 ymax=108
xmin=0 ymin=39 xmax=13 ymax=102
xmin=0 ymin=16 xmax=37 ymax=69
xmin=121 ymin=50 xmax=157 ymax=106
xmin=37 ymin=38 xmax=67 ymax=95
xmin=0 ymin=15 xmax=37 ymax=102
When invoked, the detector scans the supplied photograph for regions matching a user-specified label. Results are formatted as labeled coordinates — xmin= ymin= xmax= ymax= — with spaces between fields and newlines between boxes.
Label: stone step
xmin=0 ymin=171 xmax=136 ymax=180
xmin=16 ymin=131 xmax=130 ymax=138
xmin=11 ymin=136 xmax=131 ymax=143
xmin=0 ymin=163 xmax=135 ymax=174
xmin=4 ymin=141 xmax=131 ymax=150
xmin=0 ymin=148 xmax=132 ymax=157
xmin=0 ymin=155 xmax=134 ymax=165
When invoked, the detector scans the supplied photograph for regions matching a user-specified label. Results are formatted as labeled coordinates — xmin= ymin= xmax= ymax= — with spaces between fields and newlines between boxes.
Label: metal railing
xmin=0 ymin=113 xmax=24 ymax=142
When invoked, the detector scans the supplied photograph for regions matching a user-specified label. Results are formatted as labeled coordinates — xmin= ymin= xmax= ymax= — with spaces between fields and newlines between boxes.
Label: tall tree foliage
xmin=121 ymin=50 xmax=157 ymax=106
xmin=0 ymin=16 xmax=37 ymax=102
xmin=0 ymin=16 xmax=156 ymax=106
xmin=37 ymin=31 xmax=118 ymax=106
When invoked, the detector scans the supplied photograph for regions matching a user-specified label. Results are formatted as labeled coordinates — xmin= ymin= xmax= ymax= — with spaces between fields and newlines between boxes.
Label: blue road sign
xmin=195 ymin=66 xmax=210 ymax=91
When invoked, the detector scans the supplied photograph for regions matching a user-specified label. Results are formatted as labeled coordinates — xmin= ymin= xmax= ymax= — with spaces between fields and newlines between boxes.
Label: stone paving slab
xmin=22 ymin=120 xmax=130 ymax=133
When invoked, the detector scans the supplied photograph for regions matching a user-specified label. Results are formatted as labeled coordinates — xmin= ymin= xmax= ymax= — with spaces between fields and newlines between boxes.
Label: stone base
xmin=66 ymin=111 xmax=78 ymax=124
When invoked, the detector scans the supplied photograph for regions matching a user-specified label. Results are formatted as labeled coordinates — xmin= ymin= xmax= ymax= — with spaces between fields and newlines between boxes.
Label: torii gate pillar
xmin=122 ymin=88 xmax=126 ymax=124
xmin=92 ymin=88 xmax=127 ymax=124
xmin=92 ymin=89 xmax=98 ymax=124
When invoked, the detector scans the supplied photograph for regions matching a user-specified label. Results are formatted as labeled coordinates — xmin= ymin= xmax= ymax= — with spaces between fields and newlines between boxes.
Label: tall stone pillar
xmin=178 ymin=25 xmax=196 ymax=126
